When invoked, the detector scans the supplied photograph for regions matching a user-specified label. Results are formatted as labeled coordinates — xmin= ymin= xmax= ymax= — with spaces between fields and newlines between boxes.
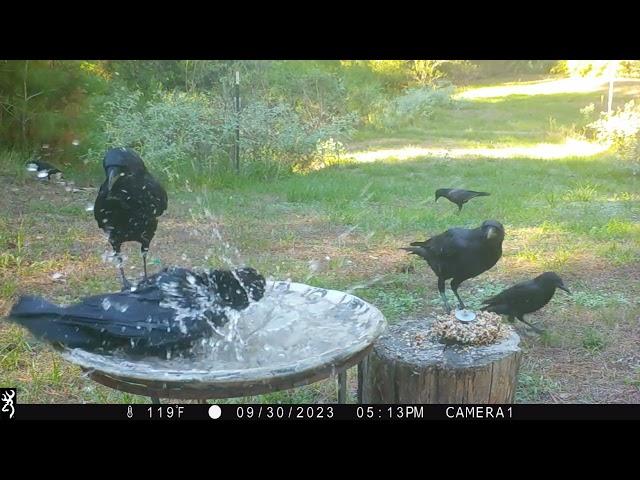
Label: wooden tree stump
xmin=362 ymin=318 xmax=522 ymax=404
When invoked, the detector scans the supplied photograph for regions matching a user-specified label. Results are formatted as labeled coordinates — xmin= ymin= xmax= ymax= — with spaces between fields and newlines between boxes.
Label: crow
xmin=26 ymin=159 xmax=63 ymax=180
xmin=481 ymin=271 xmax=571 ymax=333
xmin=435 ymin=188 xmax=490 ymax=212
xmin=7 ymin=266 xmax=266 ymax=359
xmin=94 ymin=148 xmax=168 ymax=289
xmin=401 ymin=220 xmax=505 ymax=313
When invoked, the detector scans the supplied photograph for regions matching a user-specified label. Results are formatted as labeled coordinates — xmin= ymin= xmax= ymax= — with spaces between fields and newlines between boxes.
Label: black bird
xmin=94 ymin=148 xmax=168 ymax=289
xmin=481 ymin=271 xmax=571 ymax=333
xmin=401 ymin=220 xmax=505 ymax=313
xmin=26 ymin=159 xmax=63 ymax=180
xmin=7 ymin=266 xmax=266 ymax=359
xmin=435 ymin=188 xmax=490 ymax=212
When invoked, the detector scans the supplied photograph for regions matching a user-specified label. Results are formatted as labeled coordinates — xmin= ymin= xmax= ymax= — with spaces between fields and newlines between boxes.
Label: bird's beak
xmin=107 ymin=167 xmax=123 ymax=192
xmin=559 ymin=284 xmax=572 ymax=294
xmin=486 ymin=227 xmax=498 ymax=239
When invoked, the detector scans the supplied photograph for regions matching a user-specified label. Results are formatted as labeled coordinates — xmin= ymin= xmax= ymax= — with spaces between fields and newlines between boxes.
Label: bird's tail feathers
xmin=9 ymin=295 xmax=63 ymax=318
xmin=400 ymin=246 xmax=426 ymax=256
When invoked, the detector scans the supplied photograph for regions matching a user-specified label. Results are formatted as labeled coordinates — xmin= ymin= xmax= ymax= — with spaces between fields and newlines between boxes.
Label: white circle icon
xmin=208 ymin=405 xmax=222 ymax=419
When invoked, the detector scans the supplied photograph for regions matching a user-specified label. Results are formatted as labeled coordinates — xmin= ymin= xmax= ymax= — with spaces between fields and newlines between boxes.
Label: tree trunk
xmin=362 ymin=318 xmax=522 ymax=404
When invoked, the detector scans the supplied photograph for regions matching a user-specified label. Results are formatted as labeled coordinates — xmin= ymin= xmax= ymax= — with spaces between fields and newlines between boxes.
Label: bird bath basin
xmin=61 ymin=281 xmax=387 ymax=401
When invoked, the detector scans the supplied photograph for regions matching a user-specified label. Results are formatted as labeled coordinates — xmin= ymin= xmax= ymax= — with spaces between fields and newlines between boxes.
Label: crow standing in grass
xmin=26 ymin=159 xmax=63 ymax=180
xmin=435 ymin=188 xmax=490 ymax=212
xmin=481 ymin=271 xmax=571 ymax=333
xmin=401 ymin=220 xmax=505 ymax=313
xmin=94 ymin=148 xmax=168 ymax=289
xmin=7 ymin=267 xmax=266 ymax=359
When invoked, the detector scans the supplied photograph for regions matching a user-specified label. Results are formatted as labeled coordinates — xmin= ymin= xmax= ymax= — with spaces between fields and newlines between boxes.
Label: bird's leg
xmin=450 ymin=279 xmax=466 ymax=310
xmin=457 ymin=204 xmax=463 ymax=214
xmin=141 ymin=249 xmax=149 ymax=281
xmin=113 ymin=246 xmax=131 ymax=291
xmin=438 ymin=277 xmax=451 ymax=313
xmin=517 ymin=315 xmax=545 ymax=334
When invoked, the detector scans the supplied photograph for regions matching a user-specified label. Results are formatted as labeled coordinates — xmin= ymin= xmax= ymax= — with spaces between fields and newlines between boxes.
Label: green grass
xmin=582 ymin=327 xmax=607 ymax=353
xmin=1 ymin=76 xmax=640 ymax=404
xmin=516 ymin=371 xmax=560 ymax=402
xmin=352 ymin=80 xmax=640 ymax=147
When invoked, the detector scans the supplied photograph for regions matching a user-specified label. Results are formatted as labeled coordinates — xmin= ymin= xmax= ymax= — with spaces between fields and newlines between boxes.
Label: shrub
xmin=94 ymin=86 xmax=357 ymax=182
xmin=379 ymin=86 xmax=457 ymax=129
xmin=586 ymin=99 xmax=640 ymax=173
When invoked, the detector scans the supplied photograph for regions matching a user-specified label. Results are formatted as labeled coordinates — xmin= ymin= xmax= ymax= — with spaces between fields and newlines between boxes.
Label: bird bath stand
xmin=61 ymin=282 xmax=387 ymax=404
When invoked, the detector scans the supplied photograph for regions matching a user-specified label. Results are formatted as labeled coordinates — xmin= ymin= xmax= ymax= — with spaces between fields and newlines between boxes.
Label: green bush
xmin=379 ymin=86 xmax=457 ymax=129
xmin=94 ymin=86 xmax=357 ymax=183
xmin=586 ymin=99 xmax=640 ymax=172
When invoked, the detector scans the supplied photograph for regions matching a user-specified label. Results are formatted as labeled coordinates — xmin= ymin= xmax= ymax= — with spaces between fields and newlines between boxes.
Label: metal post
xmin=151 ymin=396 xmax=161 ymax=404
xmin=607 ymin=78 xmax=614 ymax=115
xmin=607 ymin=61 xmax=618 ymax=116
xmin=235 ymin=71 xmax=240 ymax=174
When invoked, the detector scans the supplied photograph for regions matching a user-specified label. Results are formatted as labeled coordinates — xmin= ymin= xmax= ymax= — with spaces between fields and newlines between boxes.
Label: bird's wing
xmin=94 ymin=183 xmax=110 ymax=224
xmin=482 ymin=281 xmax=536 ymax=307
xmin=143 ymin=176 xmax=168 ymax=216
xmin=466 ymin=190 xmax=490 ymax=197
xmin=425 ymin=229 xmax=470 ymax=259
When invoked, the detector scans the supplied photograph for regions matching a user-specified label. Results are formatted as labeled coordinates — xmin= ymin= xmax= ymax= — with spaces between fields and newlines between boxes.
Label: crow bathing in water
xmin=435 ymin=188 xmax=490 ymax=212
xmin=481 ymin=271 xmax=571 ymax=333
xmin=7 ymin=267 xmax=266 ymax=359
xmin=402 ymin=220 xmax=505 ymax=313
xmin=94 ymin=148 xmax=168 ymax=289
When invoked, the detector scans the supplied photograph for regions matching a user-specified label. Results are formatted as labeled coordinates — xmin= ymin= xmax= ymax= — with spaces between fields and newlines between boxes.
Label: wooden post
xmin=337 ymin=371 xmax=347 ymax=403
xmin=362 ymin=319 xmax=522 ymax=404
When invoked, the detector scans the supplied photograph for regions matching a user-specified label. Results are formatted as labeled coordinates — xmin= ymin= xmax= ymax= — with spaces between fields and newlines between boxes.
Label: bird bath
xmin=61 ymin=281 xmax=387 ymax=403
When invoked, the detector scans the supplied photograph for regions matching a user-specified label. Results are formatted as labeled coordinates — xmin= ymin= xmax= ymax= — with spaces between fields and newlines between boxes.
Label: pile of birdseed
xmin=431 ymin=311 xmax=509 ymax=346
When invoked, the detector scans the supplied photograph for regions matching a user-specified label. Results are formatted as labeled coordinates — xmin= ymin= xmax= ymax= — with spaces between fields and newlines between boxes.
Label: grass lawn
xmin=1 ymin=76 xmax=639 ymax=404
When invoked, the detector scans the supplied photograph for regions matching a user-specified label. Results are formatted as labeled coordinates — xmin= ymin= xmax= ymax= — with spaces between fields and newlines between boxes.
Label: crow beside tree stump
xmin=361 ymin=318 xmax=522 ymax=403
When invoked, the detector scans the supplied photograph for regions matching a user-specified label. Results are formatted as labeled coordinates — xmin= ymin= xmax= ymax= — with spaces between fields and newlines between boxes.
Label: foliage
xmin=95 ymin=86 xmax=357 ymax=182
xmin=585 ymin=99 xmax=640 ymax=172
xmin=378 ymin=85 xmax=457 ymax=129
xmin=0 ymin=60 xmax=108 ymax=160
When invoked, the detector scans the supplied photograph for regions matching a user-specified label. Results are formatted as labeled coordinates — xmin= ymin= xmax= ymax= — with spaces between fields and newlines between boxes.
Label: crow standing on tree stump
xmin=481 ymin=271 xmax=571 ymax=333
xmin=94 ymin=147 xmax=168 ymax=289
xmin=401 ymin=220 xmax=505 ymax=313
xmin=435 ymin=188 xmax=490 ymax=212
xmin=7 ymin=267 xmax=266 ymax=359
